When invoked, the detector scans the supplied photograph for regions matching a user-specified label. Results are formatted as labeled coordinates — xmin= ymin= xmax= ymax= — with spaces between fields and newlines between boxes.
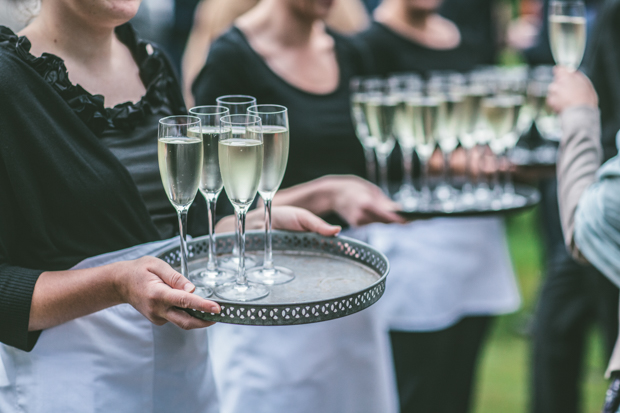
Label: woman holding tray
xmin=0 ymin=0 xmax=341 ymax=410
xmin=192 ymin=0 xmax=405 ymax=412
xmin=355 ymin=0 xmax=519 ymax=412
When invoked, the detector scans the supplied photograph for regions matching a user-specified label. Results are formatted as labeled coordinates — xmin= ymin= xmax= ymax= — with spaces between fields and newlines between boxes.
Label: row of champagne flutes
xmin=157 ymin=95 xmax=291 ymax=302
xmin=350 ymin=65 xmax=562 ymax=212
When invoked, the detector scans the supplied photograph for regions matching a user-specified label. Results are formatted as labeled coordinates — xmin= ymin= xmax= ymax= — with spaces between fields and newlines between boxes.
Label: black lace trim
xmin=0 ymin=24 xmax=185 ymax=136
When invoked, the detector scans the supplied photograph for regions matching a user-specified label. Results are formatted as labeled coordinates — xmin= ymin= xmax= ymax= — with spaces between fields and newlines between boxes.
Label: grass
xmin=473 ymin=208 xmax=609 ymax=413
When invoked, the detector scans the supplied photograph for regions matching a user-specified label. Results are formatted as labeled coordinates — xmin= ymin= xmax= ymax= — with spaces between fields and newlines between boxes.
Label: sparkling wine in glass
xmin=215 ymin=95 xmax=259 ymax=270
xmin=409 ymin=95 xmax=442 ymax=209
xmin=549 ymin=1 xmax=587 ymax=72
xmin=390 ymin=73 xmax=423 ymax=209
xmin=215 ymin=114 xmax=269 ymax=302
xmin=350 ymin=77 xmax=377 ymax=183
xmin=245 ymin=104 xmax=293 ymax=285
xmin=158 ymin=115 xmax=212 ymax=296
xmin=187 ymin=106 xmax=235 ymax=287
xmin=361 ymin=78 xmax=397 ymax=195
xmin=481 ymin=95 xmax=516 ymax=209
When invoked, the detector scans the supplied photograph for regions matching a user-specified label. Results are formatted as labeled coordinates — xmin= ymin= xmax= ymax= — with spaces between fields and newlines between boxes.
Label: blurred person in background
xmin=508 ymin=1 xmax=618 ymax=412
xmin=191 ymin=0 xmax=407 ymax=412
xmin=182 ymin=0 xmax=369 ymax=105
xmin=356 ymin=0 xmax=520 ymax=412
xmin=549 ymin=12 xmax=620 ymax=406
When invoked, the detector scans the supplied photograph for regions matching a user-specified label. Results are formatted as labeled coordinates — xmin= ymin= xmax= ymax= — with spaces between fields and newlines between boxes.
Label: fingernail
xmin=184 ymin=283 xmax=195 ymax=292
xmin=210 ymin=304 xmax=221 ymax=314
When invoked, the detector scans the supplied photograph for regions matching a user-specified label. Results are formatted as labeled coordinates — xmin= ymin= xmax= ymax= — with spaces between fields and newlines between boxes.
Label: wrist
xmin=107 ymin=261 xmax=127 ymax=306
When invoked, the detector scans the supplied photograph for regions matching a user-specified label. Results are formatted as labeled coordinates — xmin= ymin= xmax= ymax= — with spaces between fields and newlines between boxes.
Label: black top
xmin=192 ymin=27 xmax=368 ymax=223
xmin=0 ymin=24 xmax=203 ymax=351
xmin=356 ymin=21 xmax=495 ymax=78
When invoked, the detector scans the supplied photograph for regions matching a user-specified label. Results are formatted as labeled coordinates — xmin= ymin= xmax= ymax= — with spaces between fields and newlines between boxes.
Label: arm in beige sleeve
xmin=556 ymin=105 xmax=603 ymax=260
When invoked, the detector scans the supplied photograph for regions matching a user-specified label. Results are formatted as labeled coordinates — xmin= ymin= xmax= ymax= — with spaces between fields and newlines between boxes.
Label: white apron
xmin=208 ymin=228 xmax=398 ymax=413
xmin=368 ymin=217 xmax=520 ymax=332
xmin=0 ymin=239 xmax=219 ymax=413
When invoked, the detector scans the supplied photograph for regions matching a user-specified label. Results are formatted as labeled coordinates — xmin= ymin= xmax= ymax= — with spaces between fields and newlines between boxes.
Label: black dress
xmin=0 ymin=24 xmax=205 ymax=351
xmin=192 ymin=27 xmax=369 ymax=225
xmin=357 ymin=21 xmax=494 ymax=77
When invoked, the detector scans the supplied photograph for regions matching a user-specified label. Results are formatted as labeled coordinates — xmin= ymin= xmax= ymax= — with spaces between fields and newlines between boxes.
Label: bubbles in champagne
xmin=158 ymin=137 xmax=203 ymax=209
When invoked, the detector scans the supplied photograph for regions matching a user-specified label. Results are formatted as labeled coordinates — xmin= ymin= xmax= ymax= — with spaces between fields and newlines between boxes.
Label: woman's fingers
xmin=147 ymin=257 xmax=196 ymax=292
xmin=165 ymin=307 xmax=218 ymax=330
xmin=276 ymin=206 xmax=342 ymax=236
xmin=161 ymin=288 xmax=221 ymax=314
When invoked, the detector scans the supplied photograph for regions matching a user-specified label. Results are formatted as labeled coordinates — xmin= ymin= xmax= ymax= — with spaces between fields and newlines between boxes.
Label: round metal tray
xmin=396 ymin=184 xmax=540 ymax=219
xmin=157 ymin=230 xmax=389 ymax=326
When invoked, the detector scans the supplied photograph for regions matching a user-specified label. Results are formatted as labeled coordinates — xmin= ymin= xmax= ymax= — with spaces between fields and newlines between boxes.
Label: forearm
xmin=271 ymin=177 xmax=336 ymax=216
xmin=557 ymin=105 xmax=602 ymax=257
xmin=29 ymin=263 xmax=123 ymax=331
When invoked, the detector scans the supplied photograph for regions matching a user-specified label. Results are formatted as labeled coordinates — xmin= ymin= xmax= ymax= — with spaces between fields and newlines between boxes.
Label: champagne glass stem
xmin=504 ymin=152 xmax=515 ymax=194
xmin=206 ymin=197 xmax=218 ymax=272
xmin=420 ymin=156 xmax=431 ymax=202
xmin=377 ymin=152 xmax=390 ymax=195
xmin=442 ymin=151 xmax=451 ymax=186
xmin=236 ymin=208 xmax=248 ymax=286
xmin=263 ymin=198 xmax=274 ymax=270
xmin=402 ymin=148 xmax=415 ymax=189
xmin=177 ymin=209 xmax=189 ymax=278
xmin=364 ymin=147 xmax=377 ymax=184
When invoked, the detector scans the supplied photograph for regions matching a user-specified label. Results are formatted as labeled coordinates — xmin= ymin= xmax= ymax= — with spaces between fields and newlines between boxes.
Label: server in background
xmin=356 ymin=0 xmax=520 ymax=412
xmin=192 ymin=0 xmax=404 ymax=412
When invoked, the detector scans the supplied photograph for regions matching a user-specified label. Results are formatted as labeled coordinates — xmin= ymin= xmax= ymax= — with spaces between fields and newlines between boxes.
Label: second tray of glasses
xmin=157 ymin=230 xmax=389 ymax=326
xmin=395 ymin=183 xmax=541 ymax=219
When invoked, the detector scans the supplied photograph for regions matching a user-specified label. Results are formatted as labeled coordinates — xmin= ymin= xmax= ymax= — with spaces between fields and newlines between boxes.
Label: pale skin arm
xmin=215 ymin=205 xmax=342 ymax=235
xmin=29 ymin=256 xmax=221 ymax=332
xmin=269 ymin=175 xmax=406 ymax=227
xmin=30 ymin=206 xmax=342 ymax=332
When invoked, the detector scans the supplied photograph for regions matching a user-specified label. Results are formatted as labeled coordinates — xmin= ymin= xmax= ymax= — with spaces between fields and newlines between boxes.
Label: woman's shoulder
xmin=207 ymin=26 xmax=252 ymax=64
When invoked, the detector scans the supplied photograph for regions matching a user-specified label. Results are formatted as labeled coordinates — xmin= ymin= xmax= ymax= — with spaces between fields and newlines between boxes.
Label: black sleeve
xmin=191 ymin=31 xmax=256 ymax=106
xmin=0 ymin=55 xmax=44 ymax=351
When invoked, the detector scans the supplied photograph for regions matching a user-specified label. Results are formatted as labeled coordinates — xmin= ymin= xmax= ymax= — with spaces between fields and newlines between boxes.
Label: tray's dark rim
xmin=396 ymin=184 xmax=540 ymax=219
xmin=185 ymin=281 xmax=386 ymax=326
xmin=156 ymin=230 xmax=390 ymax=314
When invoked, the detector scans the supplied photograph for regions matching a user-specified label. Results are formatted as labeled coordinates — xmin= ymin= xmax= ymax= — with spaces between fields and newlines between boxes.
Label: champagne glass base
xmin=190 ymin=267 xmax=236 ymax=287
xmin=215 ymin=282 xmax=270 ymax=302
xmin=193 ymin=286 xmax=214 ymax=298
xmin=247 ymin=266 xmax=295 ymax=285
xmin=219 ymin=254 xmax=260 ymax=271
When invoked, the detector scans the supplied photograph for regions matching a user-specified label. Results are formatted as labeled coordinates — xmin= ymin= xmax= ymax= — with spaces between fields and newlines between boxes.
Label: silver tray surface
xmin=157 ymin=230 xmax=389 ymax=326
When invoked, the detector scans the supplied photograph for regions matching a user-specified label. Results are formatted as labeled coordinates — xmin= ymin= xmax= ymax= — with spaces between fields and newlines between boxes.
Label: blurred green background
xmin=473 ymin=209 xmax=608 ymax=413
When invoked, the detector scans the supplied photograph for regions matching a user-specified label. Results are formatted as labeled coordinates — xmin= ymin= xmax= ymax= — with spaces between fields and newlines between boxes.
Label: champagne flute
xmin=481 ymin=95 xmax=516 ymax=209
xmin=409 ymin=94 xmax=442 ymax=209
xmin=188 ymin=106 xmax=235 ymax=287
xmin=216 ymin=95 xmax=259 ymax=270
xmin=549 ymin=1 xmax=587 ymax=72
xmin=361 ymin=78 xmax=397 ymax=195
xmin=431 ymin=73 xmax=466 ymax=209
xmin=458 ymin=78 xmax=487 ymax=208
xmin=246 ymin=105 xmax=294 ymax=285
xmin=158 ymin=115 xmax=211 ymax=295
xmin=390 ymin=74 xmax=423 ymax=209
xmin=350 ymin=77 xmax=377 ymax=183
xmin=215 ymin=114 xmax=269 ymax=302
